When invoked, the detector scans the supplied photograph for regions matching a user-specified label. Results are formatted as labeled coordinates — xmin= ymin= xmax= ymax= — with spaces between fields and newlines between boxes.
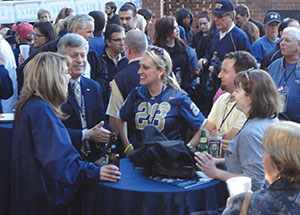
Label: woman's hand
xmin=99 ymin=165 xmax=121 ymax=182
xmin=221 ymin=139 xmax=230 ymax=152
xmin=194 ymin=152 xmax=218 ymax=179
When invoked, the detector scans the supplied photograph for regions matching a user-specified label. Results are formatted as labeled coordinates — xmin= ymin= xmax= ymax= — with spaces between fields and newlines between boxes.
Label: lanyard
xmin=278 ymin=63 xmax=296 ymax=88
xmin=234 ymin=118 xmax=249 ymax=137
xmin=218 ymin=100 xmax=236 ymax=133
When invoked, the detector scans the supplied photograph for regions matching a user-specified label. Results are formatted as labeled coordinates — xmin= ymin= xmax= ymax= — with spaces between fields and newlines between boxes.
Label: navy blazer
xmin=62 ymin=76 xmax=107 ymax=161
xmin=11 ymin=96 xmax=100 ymax=214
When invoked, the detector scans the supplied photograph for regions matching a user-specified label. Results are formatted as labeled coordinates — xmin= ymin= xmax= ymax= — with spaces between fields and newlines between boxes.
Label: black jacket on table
xmin=62 ymin=76 xmax=108 ymax=162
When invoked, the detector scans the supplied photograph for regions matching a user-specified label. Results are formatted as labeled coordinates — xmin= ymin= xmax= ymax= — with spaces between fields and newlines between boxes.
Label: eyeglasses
xmin=111 ymin=38 xmax=124 ymax=42
xmin=213 ymin=13 xmax=231 ymax=19
xmin=33 ymin=33 xmax=45 ymax=39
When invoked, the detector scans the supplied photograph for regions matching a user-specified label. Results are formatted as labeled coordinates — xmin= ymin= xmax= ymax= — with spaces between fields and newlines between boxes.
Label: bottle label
xmin=208 ymin=139 xmax=221 ymax=157
xmin=197 ymin=142 xmax=208 ymax=152
xmin=200 ymin=137 xmax=206 ymax=143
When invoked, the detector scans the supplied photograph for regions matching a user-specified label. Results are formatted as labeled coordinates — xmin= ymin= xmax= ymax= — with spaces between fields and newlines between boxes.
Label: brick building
xmin=143 ymin=0 xmax=300 ymax=41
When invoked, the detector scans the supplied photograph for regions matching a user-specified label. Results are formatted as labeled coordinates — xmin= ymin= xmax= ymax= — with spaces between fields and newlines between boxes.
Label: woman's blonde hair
xmin=145 ymin=45 xmax=180 ymax=90
xmin=15 ymin=52 xmax=71 ymax=120
xmin=263 ymin=121 xmax=300 ymax=183
xmin=136 ymin=14 xmax=147 ymax=32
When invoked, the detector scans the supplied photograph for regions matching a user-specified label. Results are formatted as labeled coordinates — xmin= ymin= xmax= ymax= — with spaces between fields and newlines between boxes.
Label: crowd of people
xmin=0 ymin=0 xmax=300 ymax=214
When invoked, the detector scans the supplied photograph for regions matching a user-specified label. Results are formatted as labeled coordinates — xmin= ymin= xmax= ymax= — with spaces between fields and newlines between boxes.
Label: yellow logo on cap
xmin=215 ymin=3 xmax=223 ymax=9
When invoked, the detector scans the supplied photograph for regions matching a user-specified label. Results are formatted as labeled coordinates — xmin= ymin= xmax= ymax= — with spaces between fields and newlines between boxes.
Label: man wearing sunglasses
xmin=197 ymin=0 xmax=251 ymax=116
xmin=198 ymin=0 xmax=251 ymax=70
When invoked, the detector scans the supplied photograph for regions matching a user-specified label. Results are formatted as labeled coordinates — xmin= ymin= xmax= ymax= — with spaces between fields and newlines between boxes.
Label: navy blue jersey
xmin=119 ymin=85 xmax=206 ymax=145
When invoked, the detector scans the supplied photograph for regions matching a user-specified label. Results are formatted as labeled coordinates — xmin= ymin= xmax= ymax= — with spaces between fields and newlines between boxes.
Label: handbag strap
xmin=240 ymin=190 xmax=253 ymax=215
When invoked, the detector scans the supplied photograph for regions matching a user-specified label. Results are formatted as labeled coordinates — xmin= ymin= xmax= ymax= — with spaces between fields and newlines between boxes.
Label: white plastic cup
xmin=226 ymin=176 xmax=252 ymax=197
xmin=19 ymin=44 xmax=30 ymax=60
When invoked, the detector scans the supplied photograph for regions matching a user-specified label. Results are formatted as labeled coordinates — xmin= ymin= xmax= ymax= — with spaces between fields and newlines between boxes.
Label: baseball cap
xmin=264 ymin=12 xmax=281 ymax=25
xmin=15 ymin=22 xmax=34 ymax=39
xmin=212 ymin=0 xmax=234 ymax=14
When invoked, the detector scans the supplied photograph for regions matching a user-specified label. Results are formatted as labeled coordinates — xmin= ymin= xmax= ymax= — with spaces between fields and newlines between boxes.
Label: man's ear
xmin=106 ymin=39 xmax=111 ymax=46
xmin=72 ymin=28 xmax=79 ymax=34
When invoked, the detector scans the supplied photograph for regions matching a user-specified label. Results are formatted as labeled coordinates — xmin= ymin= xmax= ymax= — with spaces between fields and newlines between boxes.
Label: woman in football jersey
xmin=117 ymin=45 xmax=206 ymax=156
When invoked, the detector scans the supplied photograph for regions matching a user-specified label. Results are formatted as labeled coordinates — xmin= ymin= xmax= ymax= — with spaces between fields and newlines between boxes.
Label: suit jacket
xmin=17 ymin=36 xmax=109 ymax=106
xmin=62 ymin=76 xmax=107 ymax=161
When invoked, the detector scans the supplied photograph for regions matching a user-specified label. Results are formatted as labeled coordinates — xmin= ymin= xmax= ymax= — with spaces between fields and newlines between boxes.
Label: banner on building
xmin=0 ymin=0 xmax=142 ymax=24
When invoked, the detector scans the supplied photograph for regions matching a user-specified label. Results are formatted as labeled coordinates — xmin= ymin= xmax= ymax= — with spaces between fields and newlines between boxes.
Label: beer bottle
xmin=197 ymin=130 xmax=208 ymax=153
xmin=108 ymin=144 xmax=120 ymax=167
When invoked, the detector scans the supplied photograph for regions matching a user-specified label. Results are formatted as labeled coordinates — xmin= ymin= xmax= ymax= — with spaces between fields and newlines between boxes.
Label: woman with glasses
xmin=33 ymin=21 xmax=57 ymax=49
xmin=11 ymin=52 xmax=120 ymax=215
xmin=117 ymin=45 xmax=206 ymax=156
xmin=18 ymin=22 xmax=57 ymax=64
xmin=195 ymin=69 xmax=282 ymax=191
xmin=223 ymin=121 xmax=300 ymax=214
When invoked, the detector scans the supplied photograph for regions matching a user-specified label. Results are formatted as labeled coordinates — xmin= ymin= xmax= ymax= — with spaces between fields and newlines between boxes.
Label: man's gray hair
xmin=57 ymin=33 xmax=89 ymax=55
xmin=67 ymin=14 xmax=94 ymax=33
xmin=125 ymin=29 xmax=147 ymax=53
xmin=37 ymin=9 xmax=50 ymax=17
xmin=283 ymin=27 xmax=300 ymax=41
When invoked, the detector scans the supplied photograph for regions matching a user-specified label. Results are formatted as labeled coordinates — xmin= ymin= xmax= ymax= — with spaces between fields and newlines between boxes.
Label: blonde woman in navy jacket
xmin=11 ymin=52 xmax=120 ymax=215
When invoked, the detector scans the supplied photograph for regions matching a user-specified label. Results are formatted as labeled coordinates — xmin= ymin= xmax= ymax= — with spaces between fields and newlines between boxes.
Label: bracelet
xmin=124 ymin=144 xmax=133 ymax=154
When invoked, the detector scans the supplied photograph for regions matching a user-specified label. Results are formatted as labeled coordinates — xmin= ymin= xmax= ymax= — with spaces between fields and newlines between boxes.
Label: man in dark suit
xmin=58 ymin=33 xmax=111 ymax=162
xmin=17 ymin=14 xmax=109 ymax=107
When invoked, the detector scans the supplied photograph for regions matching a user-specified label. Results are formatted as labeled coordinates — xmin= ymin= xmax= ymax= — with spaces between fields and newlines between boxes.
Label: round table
xmin=77 ymin=158 xmax=228 ymax=215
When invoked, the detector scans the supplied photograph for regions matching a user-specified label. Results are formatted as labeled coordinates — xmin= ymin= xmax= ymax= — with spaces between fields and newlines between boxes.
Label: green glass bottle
xmin=197 ymin=130 xmax=207 ymax=152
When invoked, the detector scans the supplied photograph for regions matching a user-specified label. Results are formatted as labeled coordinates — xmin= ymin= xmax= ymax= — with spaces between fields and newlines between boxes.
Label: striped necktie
xmin=73 ymin=81 xmax=81 ymax=108
xmin=72 ymin=80 xmax=90 ymax=156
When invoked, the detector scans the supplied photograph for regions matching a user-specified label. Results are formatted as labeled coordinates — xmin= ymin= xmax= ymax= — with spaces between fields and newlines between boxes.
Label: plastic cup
xmin=19 ymin=44 xmax=30 ymax=60
xmin=226 ymin=176 xmax=252 ymax=197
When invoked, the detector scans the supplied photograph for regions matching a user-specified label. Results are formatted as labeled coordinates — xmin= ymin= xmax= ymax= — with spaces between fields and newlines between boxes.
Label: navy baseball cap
xmin=264 ymin=12 xmax=281 ymax=25
xmin=212 ymin=0 xmax=234 ymax=14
